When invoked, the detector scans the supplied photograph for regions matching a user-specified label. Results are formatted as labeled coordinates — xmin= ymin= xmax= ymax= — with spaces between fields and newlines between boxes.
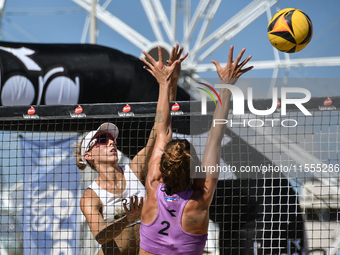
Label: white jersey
xmin=88 ymin=164 xmax=146 ymax=224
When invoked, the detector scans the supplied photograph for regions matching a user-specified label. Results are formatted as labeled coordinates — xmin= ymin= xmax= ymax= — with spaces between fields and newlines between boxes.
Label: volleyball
xmin=267 ymin=8 xmax=313 ymax=53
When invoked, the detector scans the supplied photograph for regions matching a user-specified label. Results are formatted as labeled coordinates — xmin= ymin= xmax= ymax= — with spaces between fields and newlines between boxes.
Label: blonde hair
xmin=74 ymin=139 xmax=96 ymax=171
xmin=160 ymin=139 xmax=198 ymax=194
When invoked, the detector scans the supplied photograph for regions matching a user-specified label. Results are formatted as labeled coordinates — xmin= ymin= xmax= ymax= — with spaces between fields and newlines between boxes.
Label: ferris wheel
xmin=70 ymin=1 xmax=340 ymax=218
xmin=1 ymin=0 xmax=340 ymax=98
xmin=71 ymin=0 xmax=340 ymax=99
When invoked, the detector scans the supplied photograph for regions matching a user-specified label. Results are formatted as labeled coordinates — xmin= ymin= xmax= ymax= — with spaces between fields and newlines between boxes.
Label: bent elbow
xmin=95 ymin=231 xmax=108 ymax=245
xmin=96 ymin=235 xmax=107 ymax=245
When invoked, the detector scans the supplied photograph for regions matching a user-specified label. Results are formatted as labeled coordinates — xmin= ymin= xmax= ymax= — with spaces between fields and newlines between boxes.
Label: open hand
xmin=123 ymin=196 xmax=143 ymax=223
xmin=167 ymin=44 xmax=188 ymax=81
xmin=211 ymin=45 xmax=253 ymax=85
xmin=141 ymin=46 xmax=180 ymax=85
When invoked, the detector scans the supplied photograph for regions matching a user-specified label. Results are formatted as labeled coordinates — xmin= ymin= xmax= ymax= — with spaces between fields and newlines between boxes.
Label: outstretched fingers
xmin=166 ymin=60 xmax=180 ymax=80
xmin=236 ymin=55 xmax=253 ymax=76
xmin=179 ymin=52 xmax=189 ymax=63
xmin=157 ymin=46 xmax=164 ymax=66
xmin=141 ymin=50 xmax=157 ymax=66
xmin=140 ymin=58 xmax=154 ymax=76
xmin=140 ymin=51 xmax=155 ymax=71
xmin=176 ymin=46 xmax=184 ymax=59
xmin=170 ymin=44 xmax=179 ymax=61
xmin=169 ymin=44 xmax=186 ymax=64
xmin=237 ymin=65 xmax=254 ymax=77
xmin=228 ymin=45 xmax=234 ymax=64
xmin=211 ymin=60 xmax=221 ymax=69
xmin=212 ymin=46 xmax=254 ymax=84
xmin=234 ymin=48 xmax=246 ymax=66
xmin=140 ymin=56 xmax=153 ymax=68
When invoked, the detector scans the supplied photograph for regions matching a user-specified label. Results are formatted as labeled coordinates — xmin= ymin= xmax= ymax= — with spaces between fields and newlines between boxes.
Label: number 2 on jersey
xmin=158 ymin=221 xmax=170 ymax=236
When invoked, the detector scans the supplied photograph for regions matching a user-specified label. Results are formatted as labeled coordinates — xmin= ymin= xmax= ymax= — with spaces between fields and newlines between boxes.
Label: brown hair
xmin=160 ymin=139 xmax=199 ymax=194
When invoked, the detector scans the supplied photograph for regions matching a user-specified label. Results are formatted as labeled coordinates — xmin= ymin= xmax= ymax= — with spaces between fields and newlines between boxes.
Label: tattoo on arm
xmin=156 ymin=110 xmax=164 ymax=123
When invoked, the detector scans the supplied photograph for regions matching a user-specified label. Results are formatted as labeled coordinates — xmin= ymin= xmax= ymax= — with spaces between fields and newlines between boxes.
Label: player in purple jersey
xmin=75 ymin=45 xmax=187 ymax=255
xmin=139 ymin=45 xmax=253 ymax=255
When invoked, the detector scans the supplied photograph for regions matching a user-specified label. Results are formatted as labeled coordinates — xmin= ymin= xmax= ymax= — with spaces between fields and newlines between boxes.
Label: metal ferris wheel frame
xmin=72 ymin=0 xmax=340 ymax=81
xmin=72 ymin=1 xmax=340 ymax=169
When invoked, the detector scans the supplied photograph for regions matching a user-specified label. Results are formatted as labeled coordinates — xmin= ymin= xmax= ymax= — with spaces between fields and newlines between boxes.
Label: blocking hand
xmin=140 ymin=46 xmax=180 ymax=86
xmin=211 ymin=45 xmax=253 ymax=85
xmin=167 ymin=44 xmax=188 ymax=81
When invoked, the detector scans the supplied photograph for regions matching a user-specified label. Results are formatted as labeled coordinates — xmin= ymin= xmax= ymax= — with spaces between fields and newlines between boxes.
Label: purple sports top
xmin=140 ymin=182 xmax=207 ymax=255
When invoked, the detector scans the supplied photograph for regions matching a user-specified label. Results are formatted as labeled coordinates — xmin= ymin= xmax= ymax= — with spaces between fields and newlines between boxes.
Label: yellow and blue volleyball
xmin=267 ymin=8 xmax=313 ymax=53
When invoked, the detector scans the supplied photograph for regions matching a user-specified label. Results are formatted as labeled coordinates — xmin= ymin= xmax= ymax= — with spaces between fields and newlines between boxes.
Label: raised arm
xmin=194 ymin=45 xmax=253 ymax=204
xmin=130 ymin=45 xmax=188 ymax=184
xmin=140 ymin=46 xmax=186 ymax=191
xmin=168 ymin=44 xmax=188 ymax=100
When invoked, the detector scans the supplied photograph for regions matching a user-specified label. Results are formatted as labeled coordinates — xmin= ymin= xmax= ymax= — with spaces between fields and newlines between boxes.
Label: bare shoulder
xmin=188 ymin=189 xmax=205 ymax=206
xmin=145 ymin=178 xmax=162 ymax=202
xmin=182 ymin=189 xmax=209 ymax=233
xmin=80 ymin=189 xmax=101 ymax=213
xmin=141 ymin=180 xmax=161 ymax=224
xmin=187 ymin=187 xmax=211 ymax=210
xmin=128 ymin=161 xmax=139 ymax=177
xmin=81 ymin=188 xmax=99 ymax=200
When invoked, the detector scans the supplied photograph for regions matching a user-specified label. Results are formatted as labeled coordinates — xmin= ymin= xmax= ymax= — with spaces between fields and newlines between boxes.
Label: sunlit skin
xmin=89 ymin=135 xmax=119 ymax=164
xmin=80 ymin=130 xmax=144 ymax=255
xmin=139 ymin=45 xmax=253 ymax=255
xmin=85 ymin=133 xmax=126 ymax=194
xmin=79 ymin=45 xmax=187 ymax=255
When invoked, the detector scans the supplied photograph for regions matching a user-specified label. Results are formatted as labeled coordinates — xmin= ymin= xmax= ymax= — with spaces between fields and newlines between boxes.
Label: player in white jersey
xmin=75 ymin=45 xmax=188 ymax=255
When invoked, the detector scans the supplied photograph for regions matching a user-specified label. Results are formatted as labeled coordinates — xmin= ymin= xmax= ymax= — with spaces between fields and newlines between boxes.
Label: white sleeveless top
xmin=88 ymin=164 xmax=146 ymax=224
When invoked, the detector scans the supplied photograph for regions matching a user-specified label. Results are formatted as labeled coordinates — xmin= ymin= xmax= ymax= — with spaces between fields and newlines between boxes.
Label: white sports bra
xmin=88 ymin=164 xmax=146 ymax=223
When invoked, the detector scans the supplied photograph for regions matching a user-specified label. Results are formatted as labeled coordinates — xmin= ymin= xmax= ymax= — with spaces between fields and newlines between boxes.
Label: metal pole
xmin=0 ymin=0 xmax=7 ymax=39
xmin=90 ymin=0 xmax=96 ymax=44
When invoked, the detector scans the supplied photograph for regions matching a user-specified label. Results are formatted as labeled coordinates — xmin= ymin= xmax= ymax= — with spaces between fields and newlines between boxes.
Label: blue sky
xmin=1 ymin=0 xmax=340 ymax=81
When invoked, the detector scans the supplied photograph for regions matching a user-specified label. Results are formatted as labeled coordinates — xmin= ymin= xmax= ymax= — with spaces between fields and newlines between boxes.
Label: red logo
xmin=75 ymin=105 xmax=83 ymax=114
xmin=171 ymin=102 xmax=180 ymax=111
xmin=277 ymin=100 xmax=281 ymax=108
xmin=27 ymin=106 xmax=35 ymax=115
xmin=123 ymin=104 xmax=131 ymax=112
xmin=324 ymin=97 xmax=332 ymax=106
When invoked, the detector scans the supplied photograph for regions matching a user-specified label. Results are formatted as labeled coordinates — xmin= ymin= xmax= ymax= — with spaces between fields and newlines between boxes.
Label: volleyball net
xmin=0 ymin=96 xmax=339 ymax=255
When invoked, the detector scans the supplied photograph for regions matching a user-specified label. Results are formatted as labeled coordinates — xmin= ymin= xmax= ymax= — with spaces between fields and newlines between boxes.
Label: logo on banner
xmin=23 ymin=106 xmax=39 ymax=119
xmin=319 ymin=97 xmax=336 ymax=111
xmin=172 ymin=102 xmax=180 ymax=111
xmin=28 ymin=106 xmax=35 ymax=114
xmin=119 ymin=104 xmax=134 ymax=116
xmin=171 ymin=102 xmax=183 ymax=116
xmin=277 ymin=100 xmax=281 ymax=108
xmin=75 ymin=105 xmax=83 ymax=113
xmin=123 ymin=104 xmax=131 ymax=112
xmin=324 ymin=97 xmax=332 ymax=106
xmin=0 ymin=46 xmax=80 ymax=106
xmin=70 ymin=105 xmax=86 ymax=118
